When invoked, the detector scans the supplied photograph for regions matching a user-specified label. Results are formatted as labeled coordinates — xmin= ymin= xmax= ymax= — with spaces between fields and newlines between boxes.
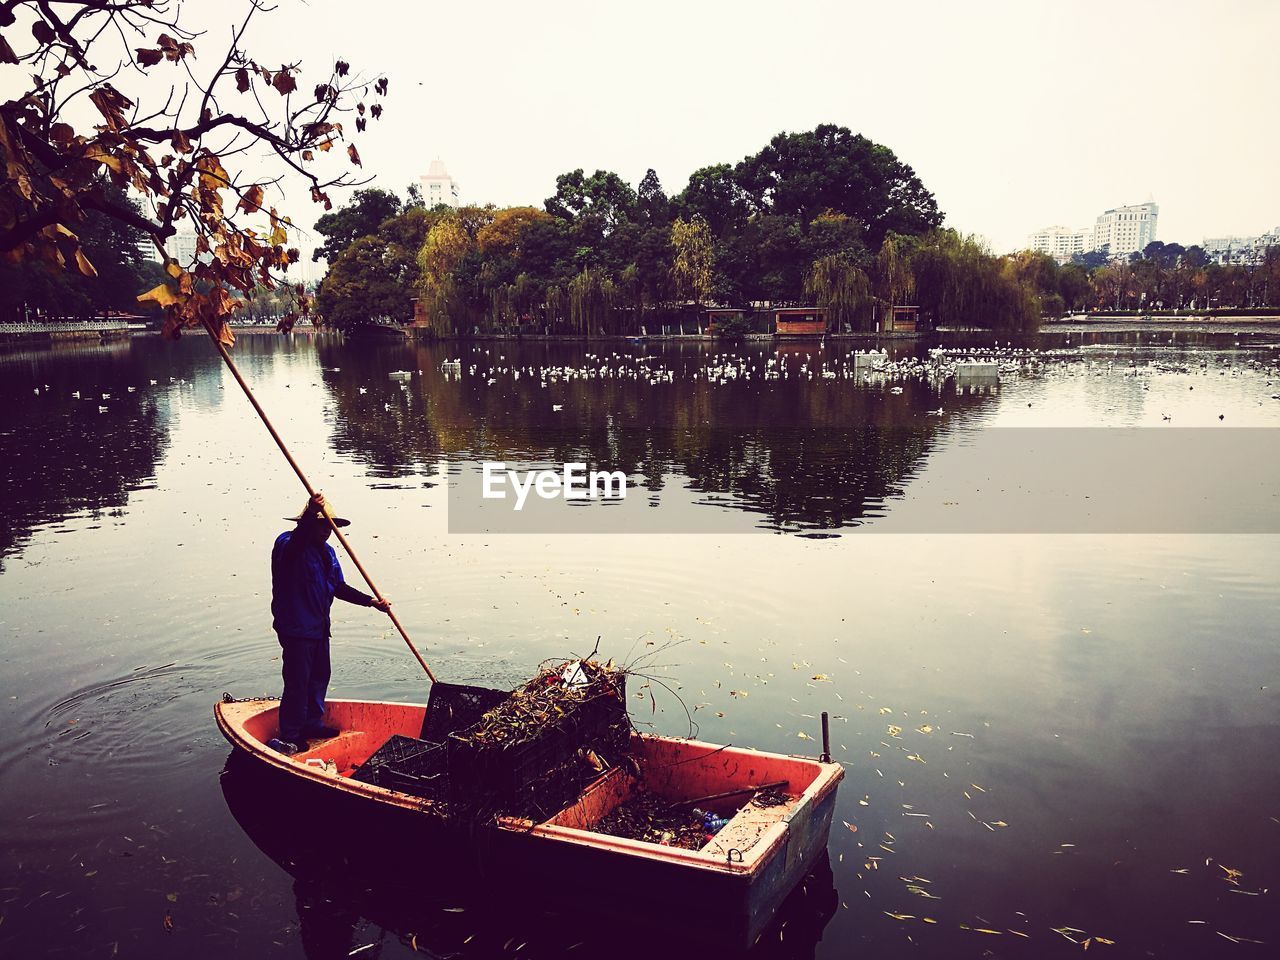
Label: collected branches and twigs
xmin=450 ymin=655 xmax=628 ymax=751
xmin=0 ymin=0 xmax=389 ymax=341
xmin=618 ymin=637 xmax=700 ymax=740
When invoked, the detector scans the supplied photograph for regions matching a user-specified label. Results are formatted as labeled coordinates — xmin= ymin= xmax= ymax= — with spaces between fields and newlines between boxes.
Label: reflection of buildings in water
xmin=221 ymin=751 xmax=838 ymax=960
xmin=316 ymin=342 xmax=1000 ymax=534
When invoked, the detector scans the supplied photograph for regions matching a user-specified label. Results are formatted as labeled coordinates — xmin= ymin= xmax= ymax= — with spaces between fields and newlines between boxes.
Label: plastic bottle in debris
xmin=696 ymin=809 xmax=730 ymax=834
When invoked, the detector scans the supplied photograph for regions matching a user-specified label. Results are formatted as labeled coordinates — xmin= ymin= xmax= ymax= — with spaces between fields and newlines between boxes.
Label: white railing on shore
xmin=0 ymin=319 xmax=146 ymax=334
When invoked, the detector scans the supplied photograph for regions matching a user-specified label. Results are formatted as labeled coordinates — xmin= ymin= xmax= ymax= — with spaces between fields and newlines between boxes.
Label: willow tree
xmin=544 ymin=283 xmax=567 ymax=328
xmin=0 ymin=0 xmax=387 ymax=342
xmin=670 ymin=215 xmax=713 ymax=307
xmin=416 ymin=216 xmax=470 ymax=334
xmin=805 ymin=254 xmax=870 ymax=332
xmin=875 ymin=234 xmax=914 ymax=308
xmin=568 ymin=267 xmax=615 ymax=336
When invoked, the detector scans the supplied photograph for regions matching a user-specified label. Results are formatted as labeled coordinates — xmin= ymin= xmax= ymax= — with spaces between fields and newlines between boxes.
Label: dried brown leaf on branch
xmin=238 ymin=184 xmax=265 ymax=214
xmin=271 ymin=68 xmax=297 ymax=96
xmin=0 ymin=1 xmax=388 ymax=344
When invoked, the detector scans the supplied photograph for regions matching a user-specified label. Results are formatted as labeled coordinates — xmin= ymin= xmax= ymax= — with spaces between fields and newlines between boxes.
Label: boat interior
xmin=226 ymin=698 xmax=832 ymax=860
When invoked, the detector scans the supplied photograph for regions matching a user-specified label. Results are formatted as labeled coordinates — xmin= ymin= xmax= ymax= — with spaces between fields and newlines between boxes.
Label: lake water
xmin=2 ymin=330 xmax=1279 ymax=959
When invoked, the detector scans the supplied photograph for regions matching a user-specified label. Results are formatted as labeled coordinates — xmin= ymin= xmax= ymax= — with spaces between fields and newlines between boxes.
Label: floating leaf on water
xmin=797 ymin=731 xmax=813 ymax=740
xmin=811 ymin=674 xmax=831 ymax=682
xmin=842 ymin=821 xmax=858 ymax=833
xmin=917 ymin=724 xmax=934 ymax=734
xmin=887 ymin=725 xmax=902 ymax=738
xmin=162 ymin=913 xmax=173 ymax=931
xmin=166 ymin=893 xmax=177 ymax=902
xmin=883 ymin=912 xmax=914 ymax=921
xmin=879 ymin=707 xmax=893 ymax=715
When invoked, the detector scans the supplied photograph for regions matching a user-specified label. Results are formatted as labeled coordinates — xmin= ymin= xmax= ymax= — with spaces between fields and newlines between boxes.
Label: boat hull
xmin=215 ymin=697 xmax=843 ymax=950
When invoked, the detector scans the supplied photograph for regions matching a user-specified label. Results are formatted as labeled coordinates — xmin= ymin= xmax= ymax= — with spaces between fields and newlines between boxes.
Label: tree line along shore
xmin=5 ymin=125 xmax=1278 ymax=334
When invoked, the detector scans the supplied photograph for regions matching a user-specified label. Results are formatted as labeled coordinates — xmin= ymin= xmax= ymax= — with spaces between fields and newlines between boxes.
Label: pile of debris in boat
xmin=594 ymin=783 xmax=792 ymax=850
xmin=352 ymin=657 xmax=631 ymax=821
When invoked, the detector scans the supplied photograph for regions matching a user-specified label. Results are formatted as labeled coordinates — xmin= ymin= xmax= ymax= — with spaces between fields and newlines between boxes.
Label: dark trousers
xmin=277 ymin=635 xmax=331 ymax=742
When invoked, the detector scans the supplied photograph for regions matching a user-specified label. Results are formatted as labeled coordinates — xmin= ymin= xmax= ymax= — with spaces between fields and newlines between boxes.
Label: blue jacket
xmin=271 ymin=531 xmax=370 ymax=641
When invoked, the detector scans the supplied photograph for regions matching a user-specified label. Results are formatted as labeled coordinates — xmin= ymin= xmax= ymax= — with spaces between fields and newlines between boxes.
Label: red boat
xmin=215 ymin=696 xmax=844 ymax=949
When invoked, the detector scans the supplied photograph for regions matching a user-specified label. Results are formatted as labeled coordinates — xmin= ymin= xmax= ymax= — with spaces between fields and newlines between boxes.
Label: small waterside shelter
xmin=773 ymin=307 xmax=826 ymax=339
xmin=886 ymin=305 xmax=920 ymax=333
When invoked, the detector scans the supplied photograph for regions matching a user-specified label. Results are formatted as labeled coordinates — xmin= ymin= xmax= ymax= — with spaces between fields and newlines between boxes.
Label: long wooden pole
xmin=205 ymin=324 xmax=437 ymax=684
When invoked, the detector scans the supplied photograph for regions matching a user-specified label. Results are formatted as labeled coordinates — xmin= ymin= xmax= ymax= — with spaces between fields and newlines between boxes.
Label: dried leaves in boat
xmin=593 ymin=792 xmax=708 ymax=851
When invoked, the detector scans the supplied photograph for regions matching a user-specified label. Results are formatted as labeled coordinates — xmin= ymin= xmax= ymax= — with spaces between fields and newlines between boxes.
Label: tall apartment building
xmin=1092 ymin=202 xmax=1158 ymax=257
xmin=1202 ymin=228 xmax=1280 ymax=265
xmin=169 ymin=230 xmax=199 ymax=266
xmin=1027 ymin=225 xmax=1093 ymax=261
xmin=1028 ymin=200 xmax=1161 ymax=262
xmin=420 ymin=159 xmax=460 ymax=209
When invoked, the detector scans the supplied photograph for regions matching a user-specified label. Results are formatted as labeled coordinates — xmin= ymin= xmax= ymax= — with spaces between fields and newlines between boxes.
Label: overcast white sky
xmin=296 ymin=0 xmax=1277 ymax=253
xmin=17 ymin=0 xmax=1279 ymax=262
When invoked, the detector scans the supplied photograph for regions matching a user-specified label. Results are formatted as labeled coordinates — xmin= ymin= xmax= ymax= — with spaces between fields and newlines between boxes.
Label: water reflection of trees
xmin=0 ymin=340 xmax=203 ymax=566
xmin=320 ymin=341 xmax=993 ymax=531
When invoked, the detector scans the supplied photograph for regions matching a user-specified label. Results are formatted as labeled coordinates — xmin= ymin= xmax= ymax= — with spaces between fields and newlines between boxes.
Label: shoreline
xmin=1043 ymin=314 xmax=1280 ymax=336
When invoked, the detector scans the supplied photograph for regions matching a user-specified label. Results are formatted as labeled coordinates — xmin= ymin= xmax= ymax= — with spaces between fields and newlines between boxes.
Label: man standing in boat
xmin=267 ymin=493 xmax=391 ymax=755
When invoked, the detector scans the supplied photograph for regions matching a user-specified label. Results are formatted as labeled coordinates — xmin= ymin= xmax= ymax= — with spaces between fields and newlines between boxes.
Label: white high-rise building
xmin=1202 ymin=228 xmax=1280 ymax=265
xmin=1093 ymin=202 xmax=1158 ymax=257
xmin=420 ymin=159 xmax=460 ymax=209
xmin=169 ymin=230 xmax=199 ymax=266
xmin=1027 ymin=225 xmax=1093 ymax=261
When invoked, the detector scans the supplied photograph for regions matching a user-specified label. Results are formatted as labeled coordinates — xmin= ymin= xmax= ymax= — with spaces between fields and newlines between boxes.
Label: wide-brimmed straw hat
xmin=284 ymin=500 xmax=351 ymax=527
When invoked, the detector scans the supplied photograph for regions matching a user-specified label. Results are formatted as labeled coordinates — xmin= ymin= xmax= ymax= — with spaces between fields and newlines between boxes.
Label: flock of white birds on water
xmin=430 ymin=342 xmax=1280 ymax=404
xmin=433 ymin=347 xmax=1033 ymax=390
xmin=32 ymin=338 xmax=1280 ymax=419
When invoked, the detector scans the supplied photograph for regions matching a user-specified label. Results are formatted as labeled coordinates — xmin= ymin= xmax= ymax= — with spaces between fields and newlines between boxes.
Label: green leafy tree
xmin=314 ymin=207 xmax=434 ymax=330
xmin=544 ymin=169 xmax=637 ymax=231
xmin=0 ymin=181 xmax=160 ymax=320
xmin=734 ymin=124 xmax=942 ymax=245
xmin=676 ymin=163 xmax=749 ymax=235
xmin=311 ymin=188 xmax=402 ymax=264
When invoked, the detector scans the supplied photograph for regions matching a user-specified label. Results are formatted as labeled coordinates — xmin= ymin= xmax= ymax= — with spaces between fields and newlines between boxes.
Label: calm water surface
xmin=2 ymin=332 xmax=1279 ymax=959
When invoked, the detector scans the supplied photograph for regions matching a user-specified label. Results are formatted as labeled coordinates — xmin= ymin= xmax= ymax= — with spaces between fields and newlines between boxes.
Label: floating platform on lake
xmin=215 ymin=696 xmax=843 ymax=950
xmin=0 ymin=320 xmax=138 ymax=346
